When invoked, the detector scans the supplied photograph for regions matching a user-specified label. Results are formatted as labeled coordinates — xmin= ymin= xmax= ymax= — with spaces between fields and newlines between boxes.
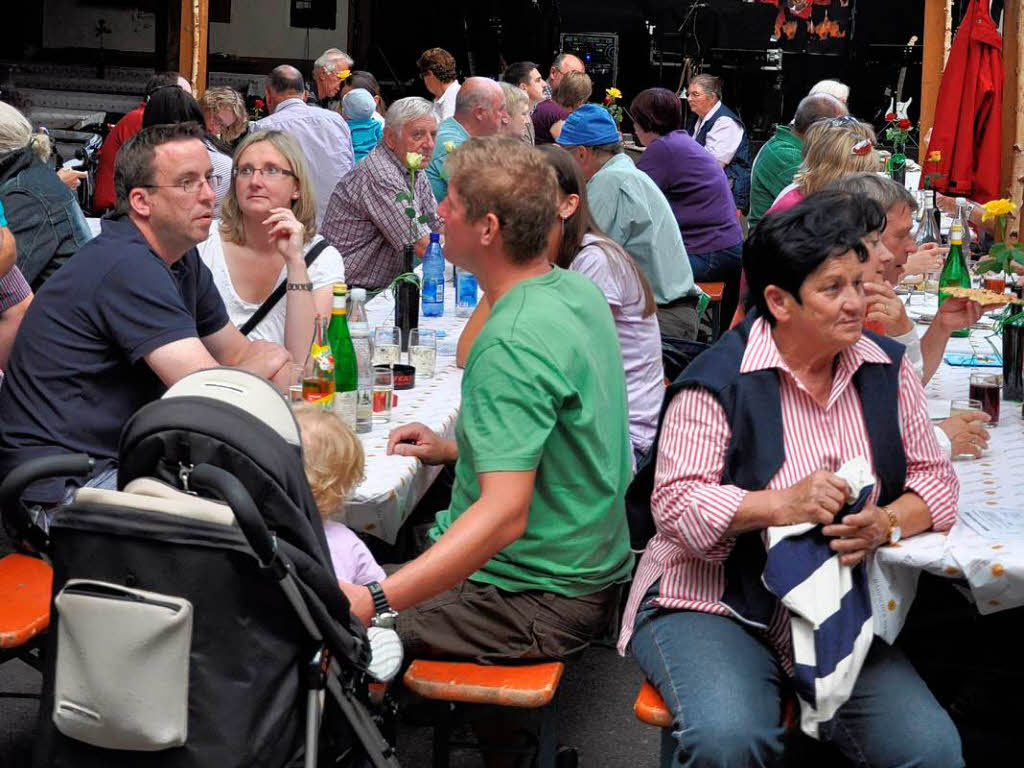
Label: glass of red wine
xmin=968 ymin=372 xmax=1002 ymax=427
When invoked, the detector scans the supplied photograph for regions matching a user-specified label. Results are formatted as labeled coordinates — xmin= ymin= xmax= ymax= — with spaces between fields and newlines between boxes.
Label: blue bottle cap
xmin=436 ymin=330 xmax=447 ymax=338
xmin=429 ymin=232 xmax=440 ymax=242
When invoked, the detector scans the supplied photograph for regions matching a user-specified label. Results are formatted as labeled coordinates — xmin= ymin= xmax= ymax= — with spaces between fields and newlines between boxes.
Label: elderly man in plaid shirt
xmin=321 ymin=97 xmax=441 ymax=292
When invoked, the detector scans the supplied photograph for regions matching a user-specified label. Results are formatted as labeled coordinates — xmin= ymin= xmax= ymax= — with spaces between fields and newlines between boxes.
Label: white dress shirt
xmin=693 ymin=100 xmax=744 ymax=165
xmin=434 ymin=81 xmax=461 ymax=123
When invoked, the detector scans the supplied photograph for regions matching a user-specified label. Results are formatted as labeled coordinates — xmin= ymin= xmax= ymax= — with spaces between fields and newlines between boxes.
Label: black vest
xmin=630 ymin=312 xmax=908 ymax=624
xmin=692 ymin=103 xmax=752 ymax=213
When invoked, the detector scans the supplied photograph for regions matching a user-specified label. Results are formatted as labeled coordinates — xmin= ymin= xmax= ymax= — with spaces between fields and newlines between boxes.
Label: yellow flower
xmin=336 ymin=69 xmax=351 ymax=80
xmin=405 ymin=152 xmax=425 ymax=171
xmin=927 ymin=150 xmax=942 ymax=163
xmin=606 ymin=87 xmax=622 ymax=100
xmin=443 ymin=141 xmax=456 ymax=154
xmin=981 ymin=198 xmax=1018 ymax=222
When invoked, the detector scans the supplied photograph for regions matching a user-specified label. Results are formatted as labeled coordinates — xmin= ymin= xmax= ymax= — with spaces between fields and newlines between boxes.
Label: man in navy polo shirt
xmin=0 ymin=122 xmax=290 ymax=509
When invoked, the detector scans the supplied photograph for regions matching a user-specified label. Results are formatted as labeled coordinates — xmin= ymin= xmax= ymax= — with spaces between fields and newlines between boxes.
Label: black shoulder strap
xmin=239 ymin=240 xmax=330 ymax=337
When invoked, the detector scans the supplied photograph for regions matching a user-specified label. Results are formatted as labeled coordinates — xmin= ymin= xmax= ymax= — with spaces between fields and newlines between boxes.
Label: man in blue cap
xmin=557 ymin=103 xmax=702 ymax=340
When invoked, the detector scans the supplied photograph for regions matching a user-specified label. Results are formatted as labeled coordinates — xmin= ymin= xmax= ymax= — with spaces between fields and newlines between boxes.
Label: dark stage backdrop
xmin=351 ymin=1 xmax=976 ymax=145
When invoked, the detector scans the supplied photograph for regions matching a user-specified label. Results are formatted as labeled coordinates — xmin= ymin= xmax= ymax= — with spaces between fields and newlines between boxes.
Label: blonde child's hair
xmin=293 ymin=404 xmax=366 ymax=517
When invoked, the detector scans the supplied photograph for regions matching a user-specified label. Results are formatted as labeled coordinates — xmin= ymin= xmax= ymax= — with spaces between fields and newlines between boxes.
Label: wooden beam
xmin=919 ymin=0 xmax=947 ymax=164
xmin=178 ymin=0 xmax=209 ymax=98
xmin=1003 ymin=0 xmax=1024 ymax=240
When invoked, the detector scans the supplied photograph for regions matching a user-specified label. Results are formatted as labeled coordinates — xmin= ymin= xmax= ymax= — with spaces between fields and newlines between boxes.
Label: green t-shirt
xmin=430 ymin=267 xmax=634 ymax=596
xmin=748 ymin=124 xmax=803 ymax=232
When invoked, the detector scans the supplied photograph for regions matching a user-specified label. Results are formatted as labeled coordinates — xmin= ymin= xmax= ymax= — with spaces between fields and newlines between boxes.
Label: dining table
xmin=870 ymin=290 xmax=1024 ymax=641
xmin=337 ymin=281 xmax=473 ymax=544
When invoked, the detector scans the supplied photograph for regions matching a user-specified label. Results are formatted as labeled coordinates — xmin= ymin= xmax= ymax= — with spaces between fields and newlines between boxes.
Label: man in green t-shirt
xmin=340 ymin=137 xmax=634 ymax=663
xmin=747 ymin=93 xmax=847 ymax=232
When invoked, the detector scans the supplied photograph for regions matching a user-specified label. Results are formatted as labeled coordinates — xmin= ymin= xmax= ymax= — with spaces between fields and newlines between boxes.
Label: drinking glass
xmin=373 ymin=327 xmax=401 ymax=366
xmin=287 ymin=363 xmax=304 ymax=403
xmin=950 ymin=398 xmax=983 ymax=418
xmin=372 ymin=365 xmax=394 ymax=423
xmin=968 ymin=373 xmax=1001 ymax=426
xmin=409 ymin=328 xmax=437 ymax=378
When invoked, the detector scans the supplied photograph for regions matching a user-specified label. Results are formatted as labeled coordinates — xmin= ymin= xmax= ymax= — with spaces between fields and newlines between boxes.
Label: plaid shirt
xmin=0 ymin=264 xmax=30 ymax=312
xmin=320 ymin=144 xmax=440 ymax=291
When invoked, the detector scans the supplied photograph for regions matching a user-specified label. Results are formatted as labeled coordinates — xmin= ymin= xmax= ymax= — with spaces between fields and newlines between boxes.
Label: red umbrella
xmin=923 ymin=0 xmax=1003 ymax=203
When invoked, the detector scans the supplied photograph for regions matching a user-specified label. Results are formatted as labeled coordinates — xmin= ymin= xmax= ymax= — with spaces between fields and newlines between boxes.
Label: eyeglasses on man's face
xmin=141 ymin=173 xmax=219 ymax=195
xmin=232 ymin=165 xmax=297 ymax=181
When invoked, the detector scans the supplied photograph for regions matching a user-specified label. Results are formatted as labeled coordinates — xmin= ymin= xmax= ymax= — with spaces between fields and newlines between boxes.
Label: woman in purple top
xmin=631 ymin=87 xmax=744 ymax=323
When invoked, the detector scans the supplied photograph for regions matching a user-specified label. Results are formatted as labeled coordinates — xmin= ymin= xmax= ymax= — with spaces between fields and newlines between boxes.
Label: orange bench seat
xmin=0 ymin=553 xmax=53 ymax=649
xmin=403 ymin=659 xmax=564 ymax=709
xmin=696 ymin=281 xmax=725 ymax=303
xmin=635 ymin=680 xmax=797 ymax=730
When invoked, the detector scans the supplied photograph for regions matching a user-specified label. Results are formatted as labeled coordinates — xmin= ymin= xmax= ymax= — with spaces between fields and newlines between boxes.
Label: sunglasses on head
xmin=827 ymin=115 xmax=860 ymax=127
xmin=850 ymin=138 xmax=875 ymax=156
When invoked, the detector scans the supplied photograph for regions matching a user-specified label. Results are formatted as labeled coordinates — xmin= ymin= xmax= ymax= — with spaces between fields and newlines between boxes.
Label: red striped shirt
xmin=618 ymin=318 xmax=959 ymax=664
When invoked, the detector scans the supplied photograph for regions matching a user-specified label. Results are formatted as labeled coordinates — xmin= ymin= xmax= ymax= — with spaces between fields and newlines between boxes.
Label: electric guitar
xmin=877 ymin=35 xmax=918 ymax=121
xmin=887 ymin=35 xmax=918 ymax=119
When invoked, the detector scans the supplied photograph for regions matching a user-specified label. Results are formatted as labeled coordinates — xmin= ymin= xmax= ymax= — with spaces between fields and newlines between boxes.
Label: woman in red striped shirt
xmin=622 ymin=192 xmax=962 ymax=767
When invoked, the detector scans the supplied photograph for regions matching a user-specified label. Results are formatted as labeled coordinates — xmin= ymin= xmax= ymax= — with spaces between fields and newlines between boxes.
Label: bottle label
xmin=422 ymin=283 xmax=439 ymax=303
xmin=333 ymin=390 xmax=356 ymax=428
xmin=311 ymin=343 xmax=334 ymax=371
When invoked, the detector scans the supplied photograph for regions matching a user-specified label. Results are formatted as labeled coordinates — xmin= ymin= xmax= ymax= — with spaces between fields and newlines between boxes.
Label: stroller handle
xmin=0 ymin=454 xmax=95 ymax=535
xmin=190 ymin=463 xmax=279 ymax=570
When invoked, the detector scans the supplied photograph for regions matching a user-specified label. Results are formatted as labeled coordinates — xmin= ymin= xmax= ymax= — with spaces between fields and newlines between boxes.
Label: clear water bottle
xmin=456 ymin=269 xmax=478 ymax=318
xmin=348 ymin=288 xmax=373 ymax=434
xmin=421 ymin=232 xmax=444 ymax=318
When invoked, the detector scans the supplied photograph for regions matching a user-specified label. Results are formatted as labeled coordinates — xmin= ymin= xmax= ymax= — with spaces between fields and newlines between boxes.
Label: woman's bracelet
xmin=287 ymin=282 xmax=313 ymax=292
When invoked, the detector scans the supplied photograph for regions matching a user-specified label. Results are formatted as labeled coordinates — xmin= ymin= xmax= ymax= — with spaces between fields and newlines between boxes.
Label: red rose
xmin=885 ymin=112 xmax=896 ymax=121
xmin=898 ymin=118 xmax=911 ymax=129
xmin=254 ymin=99 xmax=265 ymax=109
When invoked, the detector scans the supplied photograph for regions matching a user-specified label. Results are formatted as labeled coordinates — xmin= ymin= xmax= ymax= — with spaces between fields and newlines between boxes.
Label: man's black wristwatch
xmin=366 ymin=581 xmax=398 ymax=629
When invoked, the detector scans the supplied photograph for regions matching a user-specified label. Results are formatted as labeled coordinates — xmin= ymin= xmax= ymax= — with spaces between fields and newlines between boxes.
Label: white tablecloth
xmin=871 ymin=299 xmax=1024 ymax=641
xmin=337 ymin=283 xmax=472 ymax=544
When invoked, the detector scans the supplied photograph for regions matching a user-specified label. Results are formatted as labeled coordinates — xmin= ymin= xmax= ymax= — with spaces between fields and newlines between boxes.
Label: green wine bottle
xmin=327 ymin=283 xmax=358 ymax=425
xmin=938 ymin=222 xmax=972 ymax=338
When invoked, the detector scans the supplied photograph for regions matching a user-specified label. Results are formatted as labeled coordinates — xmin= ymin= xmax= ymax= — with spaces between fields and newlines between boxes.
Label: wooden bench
xmin=696 ymin=281 xmax=726 ymax=342
xmin=403 ymin=659 xmax=567 ymax=767
xmin=0 ymin=553 xmax=53 ymax=667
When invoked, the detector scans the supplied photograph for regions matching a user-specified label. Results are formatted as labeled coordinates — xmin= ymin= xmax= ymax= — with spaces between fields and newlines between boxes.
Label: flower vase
xmin=395 ymin=245 xmax=419 ymax=352
xmin=1003 ymin=321 xmax=1024 ymax=401
xmin=888 ymin=138 xmax=907 ymax=186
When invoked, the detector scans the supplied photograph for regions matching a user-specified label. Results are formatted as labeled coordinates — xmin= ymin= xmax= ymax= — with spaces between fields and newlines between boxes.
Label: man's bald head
xmin=792 ymin=93 xmax=848 ymax=137
xmin=549 ymin=53 xmax=585 ymax=90
xmin=454 ymin=77 xmax=507 ymax=137
xmin=268 ymin=65 xmax=305 ymax=96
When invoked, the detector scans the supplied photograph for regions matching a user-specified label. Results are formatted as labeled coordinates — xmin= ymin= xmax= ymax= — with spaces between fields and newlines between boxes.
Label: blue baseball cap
xmin=555 ymin=103 xmax=620 ymax=148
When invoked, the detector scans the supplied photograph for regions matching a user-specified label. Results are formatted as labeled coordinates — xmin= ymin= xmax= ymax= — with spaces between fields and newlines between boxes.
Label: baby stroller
xmin=0 ymin=368 xmax=401 ymax=768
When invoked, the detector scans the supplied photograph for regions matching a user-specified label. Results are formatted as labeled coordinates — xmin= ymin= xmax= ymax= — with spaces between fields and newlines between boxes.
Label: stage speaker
xmin=290 ymin=0 xmax=336 ymax=30
xmin=559 ymin=32 xmax=619 ymax=91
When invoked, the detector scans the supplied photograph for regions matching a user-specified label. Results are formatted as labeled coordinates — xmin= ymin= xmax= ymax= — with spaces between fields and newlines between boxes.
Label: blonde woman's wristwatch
xmin=884 ymin=506 xmax=902 ymax=545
